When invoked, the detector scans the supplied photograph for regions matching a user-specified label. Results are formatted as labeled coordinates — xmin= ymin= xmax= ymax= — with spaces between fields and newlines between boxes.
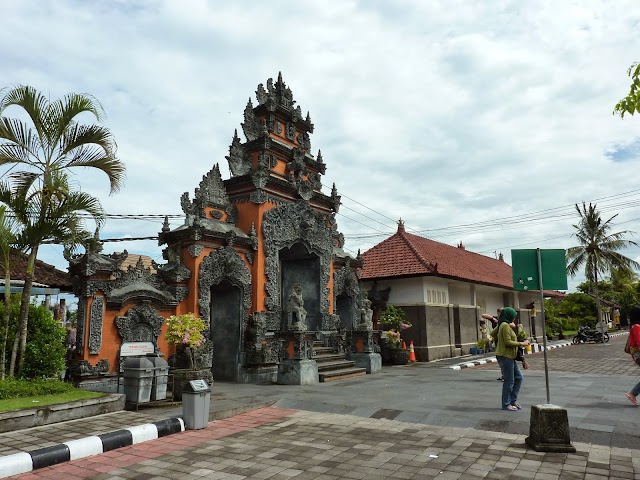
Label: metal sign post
xmin=536 ymin=248 xmax=551 ymax=404
xmin=512 ymin=248 xmax=568 ymax=405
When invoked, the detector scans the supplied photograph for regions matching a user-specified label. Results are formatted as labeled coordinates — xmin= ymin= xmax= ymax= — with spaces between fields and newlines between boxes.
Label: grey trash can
xmin=146 ymin=353 xmax=169 ymax=401
xmin=123 ymin=357 xmax=154 ymax=404
xmin=182 ymin=379 xmax=211 ymax=430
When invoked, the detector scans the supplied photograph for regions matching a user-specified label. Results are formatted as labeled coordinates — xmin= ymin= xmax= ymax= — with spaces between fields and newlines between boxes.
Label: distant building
xmin=360 ymin=221 xmax=551 ymax=361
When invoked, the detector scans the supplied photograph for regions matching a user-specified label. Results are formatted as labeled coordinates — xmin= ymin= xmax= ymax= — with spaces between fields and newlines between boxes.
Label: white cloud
xmin=2 ymin=0 xmax=640 ymax=292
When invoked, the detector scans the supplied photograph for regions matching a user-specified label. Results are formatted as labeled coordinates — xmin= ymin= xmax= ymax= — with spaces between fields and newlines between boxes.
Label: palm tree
xmin=0 ymin=85 xmax=125 ymax=375
xmin=0 ymin=202 xmax=18 ymax=379
xmin=566 ymin=202 xmax=640 ymax=333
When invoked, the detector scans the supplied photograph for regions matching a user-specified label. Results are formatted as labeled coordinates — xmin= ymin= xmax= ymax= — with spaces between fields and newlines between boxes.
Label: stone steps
xmin=313 ymin=341 xmax=366 ymax=382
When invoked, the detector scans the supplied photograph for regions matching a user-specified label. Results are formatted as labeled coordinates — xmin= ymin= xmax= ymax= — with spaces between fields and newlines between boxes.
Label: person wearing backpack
xmin=625 ymin=306 xmax=640 ymax=406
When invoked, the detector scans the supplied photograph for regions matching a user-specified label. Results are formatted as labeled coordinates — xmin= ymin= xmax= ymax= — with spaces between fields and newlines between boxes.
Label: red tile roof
xmin=360 ymin=223 xmax=513 ymax=289
xmin=0 ymin=248 xmax=72 ymax=291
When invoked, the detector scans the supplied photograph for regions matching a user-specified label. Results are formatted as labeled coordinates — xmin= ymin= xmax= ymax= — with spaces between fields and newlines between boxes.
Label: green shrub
xmin=0 ymin=295 xmax=66 ymax=378
xmin=562 ymin=317 xmax=579 ymax=332
xmin=0 ymin=378 xmax=76 ymax=399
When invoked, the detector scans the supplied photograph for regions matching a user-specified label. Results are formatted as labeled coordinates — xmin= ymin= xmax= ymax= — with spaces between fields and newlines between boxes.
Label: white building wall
xmin=367 ymin=277 xmax=425 ymax=304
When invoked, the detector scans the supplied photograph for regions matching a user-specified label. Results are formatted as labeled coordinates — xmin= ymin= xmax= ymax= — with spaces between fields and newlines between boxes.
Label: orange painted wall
xmin=79 ymin=294 xmax=174 ymax=372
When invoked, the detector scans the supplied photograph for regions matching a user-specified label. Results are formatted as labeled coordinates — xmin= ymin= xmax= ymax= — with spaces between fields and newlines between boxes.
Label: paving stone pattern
xmin=10 ymin=407 xmax=640 ymax=480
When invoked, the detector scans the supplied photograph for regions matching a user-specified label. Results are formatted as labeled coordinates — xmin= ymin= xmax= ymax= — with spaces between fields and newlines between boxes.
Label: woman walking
xmin=493 ymin=307 xmax=530 ymax=411
xmin=625 ymin=306 xmax=640 ymax=406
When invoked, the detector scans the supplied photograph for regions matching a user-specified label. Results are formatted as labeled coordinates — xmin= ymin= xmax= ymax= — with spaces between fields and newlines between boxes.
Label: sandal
xmin=502 ymin=405 xmax=518 ymax=411
xmin=512 ymin=403 xmax=522 ymax=410
xmin=626 ymin=392 xmax=638 ymax=406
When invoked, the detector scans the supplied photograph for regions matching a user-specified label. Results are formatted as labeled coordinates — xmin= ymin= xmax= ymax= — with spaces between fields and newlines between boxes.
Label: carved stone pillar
xmin=346 ymin=330 xmax=382 ymax=374
xmin=276 ymin=331 xmax=318 ymax=385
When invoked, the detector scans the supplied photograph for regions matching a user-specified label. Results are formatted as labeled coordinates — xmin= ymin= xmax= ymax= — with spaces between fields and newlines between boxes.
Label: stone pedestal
xmin=277 ymin=358 xmax=318 ymax=385
xmin=525 ymin=404 xmax=576 ymax=453
xmin=276 ymin=331 xmax=318 ymax=385
xmin=350 ymin=352 xmax=381 ymax=373
xmin=347 ymin=330 xmax=381 ymax=373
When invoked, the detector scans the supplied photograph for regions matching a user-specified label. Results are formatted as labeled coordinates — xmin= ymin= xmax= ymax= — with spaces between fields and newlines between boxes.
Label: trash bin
xmin=182 ymin=379 xmax=211 ymax=430
xmin=146 ymin=353 xmax=169 ymax=401
xmin=123 ymin=357 xmax=154 ymax=404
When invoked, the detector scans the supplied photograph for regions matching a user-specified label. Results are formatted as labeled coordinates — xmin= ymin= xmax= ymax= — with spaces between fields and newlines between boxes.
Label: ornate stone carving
xmin=198 ymin=246 xmax=252 ymax=366
xmin=76 ymin=300 xmax=86 ymax=354
xmin=89 ymin=295 xmax=104 ymax=355
xmin=278 ymin=332 xmax=315 ymax=360
xmin=285 ymin=283 xmax=307 ymax=331
xmin=356 ymin=298 xmax=374 ymax=331
xmin=188 ymin=244 xmax=204 ymax=258
xmin=250 ymin=190 xmax=268 ymax=204
xmin=245 ymin=312 xmax=279 ymax=365
xmin=262 ymin=201 xmax=333 ymax=324
xmin=256 ymin=72 xmax=295 ymax=109
xmin=252 ymin=159 xmax=270 ymax=190
xmin=107 ymin=256 xmax=176 ymax=308
xmin=333 ymin=265 xmax=362 ymax=329
xmin=242 ymin=99 xmax=261 ymax=142
xmin=331 ymin=183 xmax=341 ymax=213
xmin=170 ymin=286 xmax=189 ymax=302
xmin=249 ymin=223 xmax=258 ymax=250
xmin=245 ymin=251 xmax=254 ymax=265
xmin=68 ymin=358 xmax=110 ymax=377
xmin=115 ymin=303 xmax=165 ymax=351
xmin=285 ymin=121 xmax=296 ymax=141
xmin=226 ymin=130 xmax=251 ymax=177
xmin=322 ymin=314 xmax=340 ymax=331
xmin=181 ymin=164 xmax=236 ymax=224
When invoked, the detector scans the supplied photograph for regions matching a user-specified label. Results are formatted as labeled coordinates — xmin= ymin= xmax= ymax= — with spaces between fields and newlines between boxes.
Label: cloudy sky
xmin=1 ymin=0 xmax=640 ymax=294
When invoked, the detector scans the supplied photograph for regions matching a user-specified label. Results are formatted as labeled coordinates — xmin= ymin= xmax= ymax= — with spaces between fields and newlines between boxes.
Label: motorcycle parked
xmin=572 ymin=325 xmax=610 ymax=344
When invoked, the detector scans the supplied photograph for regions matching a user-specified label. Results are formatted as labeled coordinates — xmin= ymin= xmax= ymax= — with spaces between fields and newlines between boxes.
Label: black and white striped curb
xmin=449 ymin=341 xmax=573 ymax=370
xmin=0 ymin=417 xmax=184 ymax=478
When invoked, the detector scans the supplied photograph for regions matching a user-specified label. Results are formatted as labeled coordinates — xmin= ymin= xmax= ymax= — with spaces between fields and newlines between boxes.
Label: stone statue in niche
xmin=286 ymin=283 xmax=307 ymax=331
xmin=357 ymin=298 xmax=374 ymax=331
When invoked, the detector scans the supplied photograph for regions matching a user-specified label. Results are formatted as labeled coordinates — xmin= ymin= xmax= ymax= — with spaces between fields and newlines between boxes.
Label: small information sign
xmin=188 ymin=380 xmax=209 ymax=391
xmin=120 ymin=342 xmax=155 ymax=356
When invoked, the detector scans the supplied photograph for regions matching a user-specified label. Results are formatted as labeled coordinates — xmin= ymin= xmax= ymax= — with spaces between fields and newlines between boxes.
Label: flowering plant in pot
xmin=165 ymin=313 xmax=206 ymax=370
xmin=379 ymin=306 xmax=412 ymax=364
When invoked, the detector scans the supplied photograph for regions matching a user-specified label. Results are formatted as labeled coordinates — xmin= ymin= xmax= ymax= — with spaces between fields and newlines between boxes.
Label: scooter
xmin=572 ymin=325 xmax=610 ymax=344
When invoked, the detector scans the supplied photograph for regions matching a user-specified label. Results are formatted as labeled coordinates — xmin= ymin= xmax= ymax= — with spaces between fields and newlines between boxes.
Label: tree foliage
xmin=0 ymin=85 xmax=125 ymax=375
xmin=614 ymin=62 xmax=640 ymax=118
xmin=566 ymin=202 xmax=639 ymax=323
xmin=0 ymin=294 xmax=66 ymax=378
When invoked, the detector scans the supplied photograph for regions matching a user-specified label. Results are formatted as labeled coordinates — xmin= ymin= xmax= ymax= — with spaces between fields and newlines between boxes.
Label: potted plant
xmin=165 ymin=313 xmax=207 ymax=400
xmin=379 ymin=306 xmax=412 ymax=365
xmin=476 ymin=338 xmax=487 ymax=354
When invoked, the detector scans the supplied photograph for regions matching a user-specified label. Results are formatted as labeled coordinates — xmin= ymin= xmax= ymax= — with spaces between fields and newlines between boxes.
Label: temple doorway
xmin=279 ymin=242 xmax=321 ymax=330
xmin=210 ymin=280 xmax=242 ymax=381
xmin=336 ymin=294 xmax=354 ymax=330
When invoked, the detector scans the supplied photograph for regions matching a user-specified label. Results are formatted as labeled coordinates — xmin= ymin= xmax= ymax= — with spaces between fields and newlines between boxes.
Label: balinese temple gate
xmin=68 ymin=74 xmax=380 ymax=388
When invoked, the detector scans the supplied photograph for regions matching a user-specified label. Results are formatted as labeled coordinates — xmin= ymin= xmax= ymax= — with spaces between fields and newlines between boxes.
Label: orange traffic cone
xmin=409 ymin=341 xmax=417 ymax=362
xmin=402 ymin=341 xmax=407 ymax=350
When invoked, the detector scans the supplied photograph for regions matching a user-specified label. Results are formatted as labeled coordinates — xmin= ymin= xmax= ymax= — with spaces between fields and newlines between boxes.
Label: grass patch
xmin=0 ymin=378 xmax=103 ymax=413
xmin=0 ymin=390 xmax=103 ymax=412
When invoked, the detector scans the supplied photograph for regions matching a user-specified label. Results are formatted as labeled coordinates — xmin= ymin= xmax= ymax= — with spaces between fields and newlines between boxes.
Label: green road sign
xmin=511 ymin=249 xmax=568 ymax=291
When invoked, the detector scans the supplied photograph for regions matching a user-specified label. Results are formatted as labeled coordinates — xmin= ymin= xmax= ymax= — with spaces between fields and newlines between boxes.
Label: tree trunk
xmin=8 ymin=335 xmax=18 ymax=377
xmin=15 ymin=246 xmax=38 ymax=375
xmin=1 ymin=266 xmax=11 ymax=380
xmin=593 ymin=265 xmax=604 ymax=345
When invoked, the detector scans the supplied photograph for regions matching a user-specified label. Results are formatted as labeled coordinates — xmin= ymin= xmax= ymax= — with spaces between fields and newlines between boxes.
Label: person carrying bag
xmin=625 ymin=306 xmax=640 ymax=406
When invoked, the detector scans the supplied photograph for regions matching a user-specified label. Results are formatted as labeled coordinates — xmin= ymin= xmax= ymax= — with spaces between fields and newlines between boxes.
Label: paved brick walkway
xmin=9 ymin=407 xmax=640 ymax=480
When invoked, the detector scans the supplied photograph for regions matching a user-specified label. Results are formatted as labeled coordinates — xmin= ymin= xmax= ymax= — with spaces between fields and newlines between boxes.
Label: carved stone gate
xmin=67 ymin=73 xmax=378 ymax=386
